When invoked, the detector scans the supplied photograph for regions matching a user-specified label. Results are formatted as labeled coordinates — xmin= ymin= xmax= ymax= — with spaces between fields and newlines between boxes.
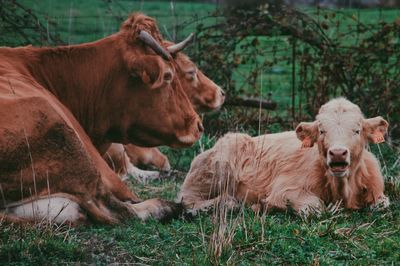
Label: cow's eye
xmin=319 ymin=130 xmax=326 ymax=135
xmin=186 ymin=69 xmax=196 ymax=76
xmin=163 ymin=71 xmax=173 ymax=83
xmin=354 ymin=129 xmax=360 ymax=135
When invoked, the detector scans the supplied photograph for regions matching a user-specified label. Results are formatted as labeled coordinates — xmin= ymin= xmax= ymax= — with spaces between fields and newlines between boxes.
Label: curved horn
xmin=138 ymin=31 xmax=171 ymax=61
xmin=167 ymin=33 xmax=194 ymax=54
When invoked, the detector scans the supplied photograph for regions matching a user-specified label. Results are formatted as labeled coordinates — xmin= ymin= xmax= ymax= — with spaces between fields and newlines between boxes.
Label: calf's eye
xmin=319 ymin=130 xmax=325 ymax=135
xmin=354 ymin=130 xmax=360 ymax=135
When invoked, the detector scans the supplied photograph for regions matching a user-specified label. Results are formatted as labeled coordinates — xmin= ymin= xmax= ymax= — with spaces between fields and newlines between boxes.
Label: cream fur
xmin=178 ymin=98 xmax=389 ymax=216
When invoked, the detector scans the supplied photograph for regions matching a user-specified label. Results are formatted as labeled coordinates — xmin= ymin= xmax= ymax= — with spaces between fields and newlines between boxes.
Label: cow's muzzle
xmin=174 ymin=119 xmax=203 ymax=148
xmin=327 ymin=147 xmax=350 ymax=177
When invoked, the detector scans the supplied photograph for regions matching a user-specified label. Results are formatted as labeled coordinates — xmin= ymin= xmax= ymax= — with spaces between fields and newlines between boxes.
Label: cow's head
xmin=164 ymin=38 xmax=225 ymax=112
xmin=113 ymin=13 xmax=203 ymax=148
xmin=296 ymin=98 xmax=388 ymax=178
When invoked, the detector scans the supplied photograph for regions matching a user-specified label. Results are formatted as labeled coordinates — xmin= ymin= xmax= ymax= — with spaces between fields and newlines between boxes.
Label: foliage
xmin=192 ymin=2 xmax=400 ymax=139
xmin=0 ymin=0 xmax=63 ymax=46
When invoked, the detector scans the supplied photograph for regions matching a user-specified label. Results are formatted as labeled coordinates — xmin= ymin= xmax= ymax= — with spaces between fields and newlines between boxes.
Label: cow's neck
xmin=26 ymin=35 xmax=123 ymax=147
xmin=323 ymin=156 xmax=363 ymax=208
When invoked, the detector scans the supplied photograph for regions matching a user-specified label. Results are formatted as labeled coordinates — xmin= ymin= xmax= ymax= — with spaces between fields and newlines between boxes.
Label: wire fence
xmin=1 ymin=0 xmax=399 ymax=139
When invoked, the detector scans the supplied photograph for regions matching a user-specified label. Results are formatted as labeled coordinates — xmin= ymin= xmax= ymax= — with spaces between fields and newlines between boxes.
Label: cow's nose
xmin=328 ymin=148 xmax=349 ymax=162
xmin=220 ymin=88 xmax=226 ymax=97
xmin=197 ymin=121 xmax=204 ymax=133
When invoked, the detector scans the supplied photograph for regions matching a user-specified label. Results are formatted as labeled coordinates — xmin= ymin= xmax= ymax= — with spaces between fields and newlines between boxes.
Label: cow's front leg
xmin=101 ymin=171 xmax=141 ymax=203
xmin=360 ymin=153 xmax=388 ymax=210
xmin=122 ymin=163 xmax=161 ymax=183
xmin=182 ymin=195 xmax=240 ymax=217
xmin=263 ymin=190 xmax=324 ymax=217
xmin=370 ymin=194 xmax=390 ymax=210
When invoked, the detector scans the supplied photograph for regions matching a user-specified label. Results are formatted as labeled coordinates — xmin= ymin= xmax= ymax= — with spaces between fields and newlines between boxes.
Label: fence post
xmin=170 ymin=1 xmax=177 ymax=42
xmin=291 ymin=37 xmax=297 ymax=122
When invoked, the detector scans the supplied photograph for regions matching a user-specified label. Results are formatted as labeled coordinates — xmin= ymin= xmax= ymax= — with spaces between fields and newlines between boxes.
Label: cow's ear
xmin=295 ymin=121 xmax=318 ymax=148
xmin=363 ymin=116 xmax=388 ymax=144
xmin=128 ymin=55 xmax=173 ymax=89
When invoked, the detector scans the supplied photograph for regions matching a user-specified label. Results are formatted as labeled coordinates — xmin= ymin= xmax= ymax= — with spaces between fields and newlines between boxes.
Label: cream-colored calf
xmin=178 ymin=98 xmax=389 ymax=216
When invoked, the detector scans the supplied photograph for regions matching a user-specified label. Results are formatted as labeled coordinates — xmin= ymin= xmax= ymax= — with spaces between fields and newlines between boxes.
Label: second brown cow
xmin=106 ymin=40 xmax=225 ymax=182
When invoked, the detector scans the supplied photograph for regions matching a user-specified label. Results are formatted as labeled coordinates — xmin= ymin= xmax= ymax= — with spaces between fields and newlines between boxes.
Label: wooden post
xmin=291 ymin=38 xmax=297 ymax=122
xmin=170 ymin=1 xmax=177 ymax=42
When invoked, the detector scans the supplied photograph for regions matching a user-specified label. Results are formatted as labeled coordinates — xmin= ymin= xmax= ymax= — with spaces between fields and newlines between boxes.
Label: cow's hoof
xmin=371 ymin=195 xmax=390 ymax=211
xmin=158 ymin=200 xmax=184 ymax=223
xmin=298 ymin=204 xmax=323 ymax=219
xmin=138 ymin=171 xmax=161 ymax=183
xmin=120 ymin=174 xmax=130 ymax=182
xmin=161 ymin=160 xmax=171 ymax=171
xmin=129 ymin=199 xmax=183 ymax=222
xmin=183 ymin=208 xmax=199 ymax=220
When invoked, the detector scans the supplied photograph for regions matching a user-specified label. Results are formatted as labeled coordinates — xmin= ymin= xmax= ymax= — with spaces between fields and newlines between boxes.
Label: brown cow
xmin=0 ymin=13 xmax=202 ymax=224
xmin=106 ymin=41 xmax=225 ymax=182
xmin=178 ymin=98 xmax=390 ymax=216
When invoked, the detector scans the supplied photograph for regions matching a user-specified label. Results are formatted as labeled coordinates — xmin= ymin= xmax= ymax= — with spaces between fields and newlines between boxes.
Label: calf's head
xmin=296 ymin=98 xmax=388 ymax=178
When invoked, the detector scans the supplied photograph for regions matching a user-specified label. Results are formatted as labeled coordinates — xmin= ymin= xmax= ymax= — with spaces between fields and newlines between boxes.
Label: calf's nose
xmin=328 ymin=148 xmax=349 ymax=162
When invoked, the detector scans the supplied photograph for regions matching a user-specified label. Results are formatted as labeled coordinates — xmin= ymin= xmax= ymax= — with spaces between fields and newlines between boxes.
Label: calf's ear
xmin=363 ymin=116 xmax=388 ymax=144
xmin=128 ymin=55 xmax=173 ymax=89
xmin=295 ymin=121 xmax=318 ymax=148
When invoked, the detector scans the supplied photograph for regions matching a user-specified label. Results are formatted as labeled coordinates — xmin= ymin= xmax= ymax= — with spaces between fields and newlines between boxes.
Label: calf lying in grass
xmin=178 ymin=98 xmax=390 ymax=216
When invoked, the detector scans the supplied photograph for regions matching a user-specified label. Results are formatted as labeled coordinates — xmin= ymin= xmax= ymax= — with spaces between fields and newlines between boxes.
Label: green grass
xmin=1 ymin=184 xmax=399 ymax=265
xmin=1 ymin=139 xmax=399 ymax=265
xmin=16 ymin=0 xmax=217 ymax=44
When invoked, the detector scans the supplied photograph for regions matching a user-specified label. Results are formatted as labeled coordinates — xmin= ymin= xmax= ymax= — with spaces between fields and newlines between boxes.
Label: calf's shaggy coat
xmin=178 ymin=98 xmax=389 ymax=215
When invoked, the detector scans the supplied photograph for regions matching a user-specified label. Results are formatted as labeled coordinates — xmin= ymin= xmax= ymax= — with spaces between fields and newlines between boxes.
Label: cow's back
xmin=251 ymin=131 xmax=320 ymax=177
xmin=0 ymin=74 xmax=102 ymax=204
xmin=231 ymin=132 xmax=320 ymax=202
xmin=179 ymin=131 xmax=323 ymax=207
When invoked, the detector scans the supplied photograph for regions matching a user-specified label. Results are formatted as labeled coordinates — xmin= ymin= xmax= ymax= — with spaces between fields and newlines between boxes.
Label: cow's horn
xmin=138 ymin=31 xmax=171 ymax=61
xmin=167 ymin=33 xmax=194 ymax=54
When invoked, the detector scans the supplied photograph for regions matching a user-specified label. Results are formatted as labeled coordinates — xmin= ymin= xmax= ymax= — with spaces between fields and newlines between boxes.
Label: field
xmin=1 ymin=1 xmax=400 ymax=265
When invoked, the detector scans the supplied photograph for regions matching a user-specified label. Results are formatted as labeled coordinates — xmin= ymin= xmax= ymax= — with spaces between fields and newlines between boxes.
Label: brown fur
xmin=0 ymin=13 xmax=199 ymax=224
xmin=179 ymin=98 xmax=389 ymax=216
xmin=167 ymin=42 xmax=225 ymax=112
xmin=106 ymin=46 xmax=225 ymax=179
xmin=124 ymin=144 xmax=170 ymax=171
xmin=104 ymin=143 xmax=165 ymax=183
